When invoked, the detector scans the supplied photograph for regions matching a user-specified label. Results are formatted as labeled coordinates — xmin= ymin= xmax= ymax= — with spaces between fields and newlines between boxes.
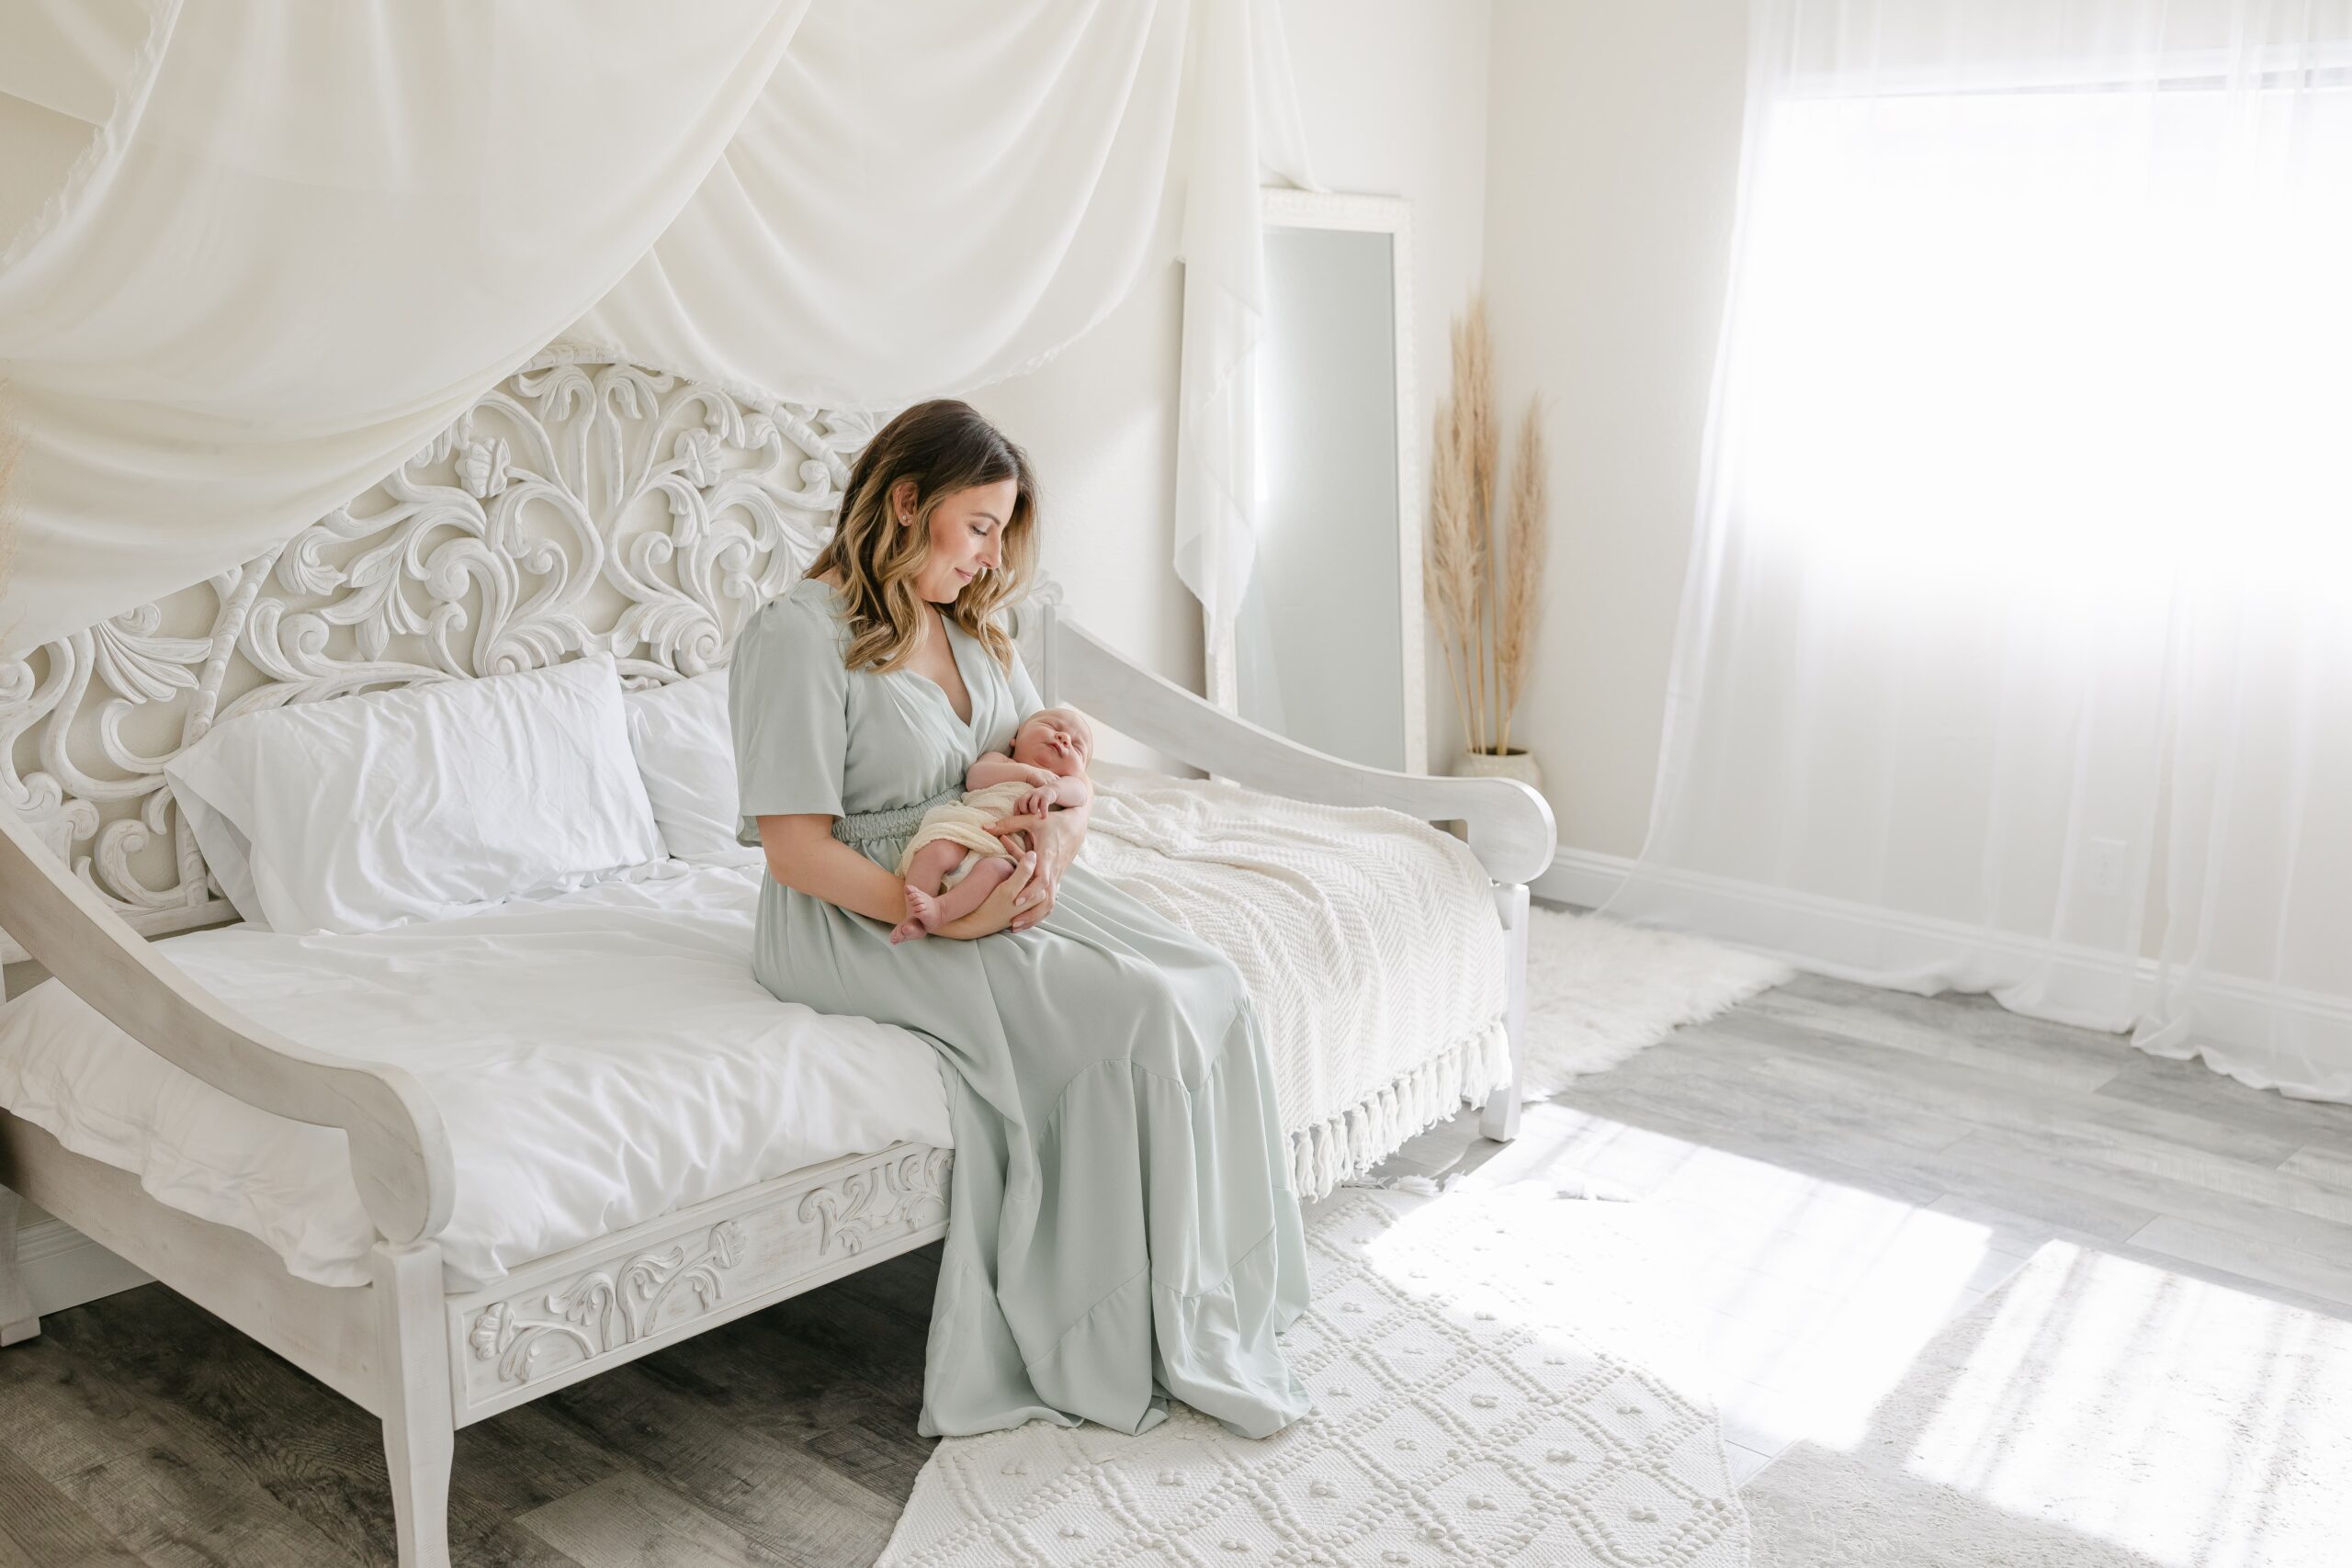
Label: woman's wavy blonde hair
xmin=805 ymin=399 xmax=1038 ymax=674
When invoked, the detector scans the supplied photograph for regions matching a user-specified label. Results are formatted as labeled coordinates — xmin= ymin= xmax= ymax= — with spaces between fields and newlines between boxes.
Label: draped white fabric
xmin=0 ymin=0 xmax=1301 ymax=658
xmin=0 ymin=0 xmax=808 ymax=654
xmin=1607 ymin=0 xmax=2352 ymax=1100
xmin=569 ymin=0 xmax=1315 ymax=652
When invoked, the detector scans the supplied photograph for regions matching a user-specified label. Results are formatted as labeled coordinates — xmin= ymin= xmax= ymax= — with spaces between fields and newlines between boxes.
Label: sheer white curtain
xmin=0 ymin=0 xmax=1304 ymax=659
xmin=1607 ymin=0 xmax=2352 ymax=1100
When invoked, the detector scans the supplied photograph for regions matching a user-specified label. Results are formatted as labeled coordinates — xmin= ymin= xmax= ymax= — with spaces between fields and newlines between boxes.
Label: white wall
xmin=967 ymin=264 xmax=1194 ymax=771
xmin=979 ymin=0 xmax=1746 ymax=863
xmin=970 ymin=0 xmax=1496 ymax=774
xmin=1283 ymin=0 xmax=1496 ymax=772
xmin=1482 ymin=0 xmax=1749 ymax=858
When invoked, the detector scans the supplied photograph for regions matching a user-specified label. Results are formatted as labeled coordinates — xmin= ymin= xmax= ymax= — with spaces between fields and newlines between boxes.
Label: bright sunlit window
xmin=1725 ymin=82 xmax=2352 ymax=600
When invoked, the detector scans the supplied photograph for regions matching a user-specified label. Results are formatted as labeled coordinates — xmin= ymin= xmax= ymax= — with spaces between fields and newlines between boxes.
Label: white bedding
xmin=1080 ymin=764 xmax=1510 ymax=1196
xmin=0 ymin=768 xmax=1507 ymax=1292
xmin=0 ymin=865 xmax=948 ymax=1292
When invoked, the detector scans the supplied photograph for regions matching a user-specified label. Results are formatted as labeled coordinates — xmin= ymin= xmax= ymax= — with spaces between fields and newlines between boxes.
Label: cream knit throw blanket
xmin=1080 ymin=763 xmax=1511 ymax=1201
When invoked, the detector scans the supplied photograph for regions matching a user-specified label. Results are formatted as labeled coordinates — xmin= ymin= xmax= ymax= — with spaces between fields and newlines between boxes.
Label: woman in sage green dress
xmin=729 ymin=400 xmax=1310 ymax=1440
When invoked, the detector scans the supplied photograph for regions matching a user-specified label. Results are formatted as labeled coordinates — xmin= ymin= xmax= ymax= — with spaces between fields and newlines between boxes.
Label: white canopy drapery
xmin=0 ymin=0 xmax=1308 ymax=658
xmin=0 ymin=0 xmax=808 ymax=655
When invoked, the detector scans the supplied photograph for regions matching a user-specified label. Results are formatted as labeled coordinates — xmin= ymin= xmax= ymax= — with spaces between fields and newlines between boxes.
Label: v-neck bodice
xmin=741 ymin=577 xmax=1031 ymax=827
xmin=807 ymin=576 xmax=978 ymax=732
xmin=909 ymin=612 xmax=978 ymax=730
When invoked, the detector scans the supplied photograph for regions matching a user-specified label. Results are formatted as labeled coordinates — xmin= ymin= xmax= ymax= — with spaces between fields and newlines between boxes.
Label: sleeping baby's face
xmin=1012 ymin=708 xmax=1091 ymax=778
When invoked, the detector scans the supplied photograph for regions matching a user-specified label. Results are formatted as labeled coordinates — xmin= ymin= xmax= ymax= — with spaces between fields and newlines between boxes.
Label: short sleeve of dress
xmin=729 ymin=592 xmax=849 ymax=845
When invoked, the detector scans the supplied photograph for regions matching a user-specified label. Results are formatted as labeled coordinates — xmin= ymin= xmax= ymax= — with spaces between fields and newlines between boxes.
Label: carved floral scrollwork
xmin=461 ymin=1145 xmax=955 ymax=1393
xmin=0 ymin=349 xmax=876 ymax=939
xmin=468 ymin=1219 xmax=748 ymax=1386
xmin=797 ymin=1147 xmax=955 ymax=1258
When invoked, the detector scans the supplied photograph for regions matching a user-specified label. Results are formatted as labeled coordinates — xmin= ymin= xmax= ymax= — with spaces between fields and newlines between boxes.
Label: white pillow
xmin=623 ymin=669 xmax=763 ymax=869
xmin=165 ymin=653 xmax=664 ymax=934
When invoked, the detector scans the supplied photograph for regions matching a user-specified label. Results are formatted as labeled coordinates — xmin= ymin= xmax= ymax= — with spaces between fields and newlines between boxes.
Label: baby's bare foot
xmin=893 ymin=884 xmax=940 ymax=944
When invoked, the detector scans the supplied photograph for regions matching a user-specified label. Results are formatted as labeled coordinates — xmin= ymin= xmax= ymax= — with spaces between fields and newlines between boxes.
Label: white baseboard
xmin=1533 ymin=846 xmax=2352 ymax=1096
xmin=19 ymin=1217 xmax=152 ymax=1318
xmin=1531 ymin=846 xmax=1633 ymax=911
xmin=1537 ymin=845 xmax=2139 ymax=1020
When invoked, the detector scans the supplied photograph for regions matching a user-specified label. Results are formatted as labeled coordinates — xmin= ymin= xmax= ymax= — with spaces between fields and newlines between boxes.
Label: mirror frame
xmin=1206 ymin=187 xmax=1426 ymax=775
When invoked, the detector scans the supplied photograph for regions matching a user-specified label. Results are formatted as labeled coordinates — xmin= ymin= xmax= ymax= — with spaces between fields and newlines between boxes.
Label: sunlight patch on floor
xmin=1450 ymin=1101 xmax=2009 ymax=1456
xmin=1897 ymin=1245 xmax=2352 ymax=1568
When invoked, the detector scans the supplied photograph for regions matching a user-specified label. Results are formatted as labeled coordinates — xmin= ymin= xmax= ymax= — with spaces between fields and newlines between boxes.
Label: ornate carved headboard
xmin=1 ymin=350 xmax=978 ymax=964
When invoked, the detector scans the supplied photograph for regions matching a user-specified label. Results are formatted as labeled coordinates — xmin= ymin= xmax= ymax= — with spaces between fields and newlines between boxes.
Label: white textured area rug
xmin=1746 ymin=1244 xmax=2352 ymax=1568
xmin=876 ymin=1183 xmax=1751 ymax=1567
xmin=1520 ymin=908 xmax=1792 ymax=1103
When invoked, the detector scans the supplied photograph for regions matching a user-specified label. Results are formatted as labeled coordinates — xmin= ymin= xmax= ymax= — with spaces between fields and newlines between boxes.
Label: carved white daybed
xmin=0 ymin=353 xmax=1554 ymax=1567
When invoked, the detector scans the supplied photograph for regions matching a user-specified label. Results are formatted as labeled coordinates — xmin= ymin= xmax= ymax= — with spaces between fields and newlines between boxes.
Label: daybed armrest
xmin=0 ymin=807 xmax=454 ymax=1246
xmin=1043 ymin=613 xmax=1557 ymax=886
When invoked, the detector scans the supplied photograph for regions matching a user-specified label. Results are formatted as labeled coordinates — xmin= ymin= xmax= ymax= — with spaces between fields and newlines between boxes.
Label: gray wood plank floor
xmin=6 ymin=960 xmax=2347 ymax=1565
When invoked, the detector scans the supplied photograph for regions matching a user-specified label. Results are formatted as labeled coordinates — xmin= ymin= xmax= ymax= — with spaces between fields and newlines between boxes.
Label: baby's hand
xmin=1016 ymin=782 xmax=1058 ymax=818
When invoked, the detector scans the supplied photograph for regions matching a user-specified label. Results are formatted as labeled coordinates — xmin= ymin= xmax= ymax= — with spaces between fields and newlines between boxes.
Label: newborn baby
xmin=889 ymin=705 xmax=1095 ymax=943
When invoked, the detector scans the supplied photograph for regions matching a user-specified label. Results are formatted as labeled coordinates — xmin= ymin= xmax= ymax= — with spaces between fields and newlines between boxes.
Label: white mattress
xmin=0 ymin=865 xmax=950 ymax=1291
xmin=0 ymin=768 xmax=1507 ymax=1292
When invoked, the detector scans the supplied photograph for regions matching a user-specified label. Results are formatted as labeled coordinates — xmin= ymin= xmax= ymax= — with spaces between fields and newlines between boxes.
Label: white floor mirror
xmin=1206 ymin=188 xmax=1424 ymax=775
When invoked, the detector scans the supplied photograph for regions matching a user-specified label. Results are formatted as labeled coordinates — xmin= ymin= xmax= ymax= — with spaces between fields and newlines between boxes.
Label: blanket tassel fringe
xmin=1287 ymin=1019 xmax=1510 ymax=1202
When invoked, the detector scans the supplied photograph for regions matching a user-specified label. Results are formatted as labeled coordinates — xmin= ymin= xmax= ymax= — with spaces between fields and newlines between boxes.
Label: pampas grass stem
xmin=1427 ymin=294 xmax=1548 ymax=764
xmin=1427 ymin=389 xmax=1477 ymax=755
xmin=1499 ymin=400 xmax=1546 ymax=757
xmin=1462 ymin=297 xmax=1498 ymax=754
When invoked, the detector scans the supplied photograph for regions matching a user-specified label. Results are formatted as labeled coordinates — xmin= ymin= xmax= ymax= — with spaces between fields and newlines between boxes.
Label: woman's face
xmin=899 ymin=477 xmax=1018 ymax=604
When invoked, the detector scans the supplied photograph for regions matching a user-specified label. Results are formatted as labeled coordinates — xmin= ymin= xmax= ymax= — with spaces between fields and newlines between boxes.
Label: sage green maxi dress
xmin=729 ymin=577 xmax=1311 ymax=1439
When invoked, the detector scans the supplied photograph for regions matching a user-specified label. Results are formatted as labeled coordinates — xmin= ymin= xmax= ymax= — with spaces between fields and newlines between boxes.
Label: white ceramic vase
xmin=1450 ymin=747 xmax=1542 ymax=791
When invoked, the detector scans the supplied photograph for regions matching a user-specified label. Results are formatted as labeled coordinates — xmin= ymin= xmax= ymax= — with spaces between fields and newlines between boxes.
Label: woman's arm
xmin=1038 ymin=795 xmax=1090 ymax=870
xmin=755 ymin=815 xmax=916 ymax=925
xmin=757 ymin=813 xmax=1043 ymax=937
xmin=990 ymin=794 xmax=1090 ymax=864
xmin=988 ymin=795 xmax=1089 ymax=931
xmin=936 ymin=852 xmax=1042 ymax=939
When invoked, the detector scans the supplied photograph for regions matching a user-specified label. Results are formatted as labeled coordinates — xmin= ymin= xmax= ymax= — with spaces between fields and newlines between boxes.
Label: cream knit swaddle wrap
xmin=894 ymin=778 xmax=1042 ymax=885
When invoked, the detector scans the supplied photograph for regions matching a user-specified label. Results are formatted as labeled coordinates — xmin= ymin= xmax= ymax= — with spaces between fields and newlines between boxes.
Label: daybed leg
xmin=0 ymin=1187 xmax=38 ymax=1346
xmin=372 ymin=1240 xmax=454 ymax=1568
xmin=1481 ymin=882 xmax=1530 ymax=1144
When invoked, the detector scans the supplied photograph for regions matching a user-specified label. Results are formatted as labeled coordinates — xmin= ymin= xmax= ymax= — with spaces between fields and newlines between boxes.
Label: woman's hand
xmin=988 ymin=800 xmax=1087 ymax=931
xmin=935 ymin=849 xmax=1040 ymax=941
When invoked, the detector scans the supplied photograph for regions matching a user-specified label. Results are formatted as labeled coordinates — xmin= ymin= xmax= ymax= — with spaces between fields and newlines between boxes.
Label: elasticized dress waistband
xmin=831 ymin=786 xmax=965 ymax=846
